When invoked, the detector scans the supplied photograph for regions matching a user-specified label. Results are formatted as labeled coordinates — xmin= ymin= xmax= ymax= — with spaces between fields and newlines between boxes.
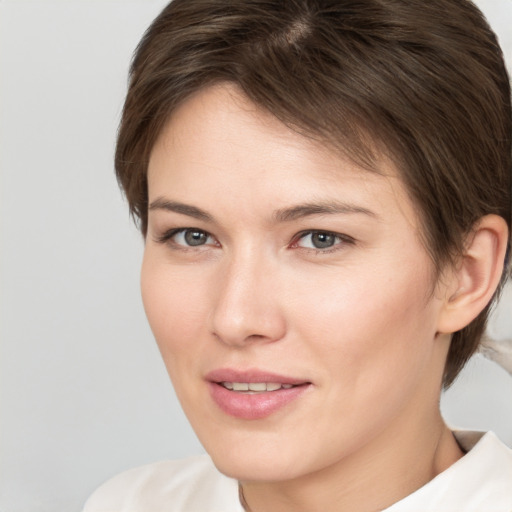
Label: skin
xmin=141 ymin=84 xmax=468 ymax=512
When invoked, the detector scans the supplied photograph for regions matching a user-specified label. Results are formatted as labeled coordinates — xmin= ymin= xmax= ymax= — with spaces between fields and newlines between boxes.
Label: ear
xmin=437 ymin=214 xmax=509 ymax=334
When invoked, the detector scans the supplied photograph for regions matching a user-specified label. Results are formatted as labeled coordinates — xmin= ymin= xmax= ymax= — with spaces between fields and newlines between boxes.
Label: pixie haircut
xmin=116 ymin=0 xmax=511 ymax=387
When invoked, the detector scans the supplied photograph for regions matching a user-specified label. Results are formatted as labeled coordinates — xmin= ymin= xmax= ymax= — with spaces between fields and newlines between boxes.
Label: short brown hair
xmin=116 ymin=0 xmax=511 ymax=387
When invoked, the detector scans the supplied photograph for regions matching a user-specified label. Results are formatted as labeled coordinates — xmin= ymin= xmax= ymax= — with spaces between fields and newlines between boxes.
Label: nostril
xmin=211 ymin=330 xmax=275 ymax=347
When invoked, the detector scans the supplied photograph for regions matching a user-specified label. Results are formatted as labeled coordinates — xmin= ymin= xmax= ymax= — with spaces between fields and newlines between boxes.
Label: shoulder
xmin=387 ymin=431 xmax=512 ymax=512
xmin=447 ymin=431 xmax=512 ymax=509
xmin=454 ymin=430 xmax=512 ymax=477
xmin=83 ymin=454 xmax=243 ymax=512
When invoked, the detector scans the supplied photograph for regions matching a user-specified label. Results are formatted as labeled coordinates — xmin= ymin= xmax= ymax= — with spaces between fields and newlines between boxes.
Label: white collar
xmin=383 ymin=431 xmax=512 ymax=511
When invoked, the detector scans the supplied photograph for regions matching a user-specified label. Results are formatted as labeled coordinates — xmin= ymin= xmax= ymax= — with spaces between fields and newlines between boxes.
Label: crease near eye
xmin=292 ymin=230 xmax=354 ymax=252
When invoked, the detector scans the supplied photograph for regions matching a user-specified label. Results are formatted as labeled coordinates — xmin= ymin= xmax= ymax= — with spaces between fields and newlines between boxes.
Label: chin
xmin=202 ymin=436 xmax=282 ymax=480
xmin=199 ymin=426 xmax=330 ymax=483
xmin=210 ymin=451 xmax=303 ymax=482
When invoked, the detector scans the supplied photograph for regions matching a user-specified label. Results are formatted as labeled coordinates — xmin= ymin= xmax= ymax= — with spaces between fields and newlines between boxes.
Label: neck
xmin=239 ymin=410 xmax=463 ymax=512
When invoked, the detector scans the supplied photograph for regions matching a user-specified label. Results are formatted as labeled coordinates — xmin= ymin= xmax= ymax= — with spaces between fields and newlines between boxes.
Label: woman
xmin=84 ymin=0 xmax=512 ymax=510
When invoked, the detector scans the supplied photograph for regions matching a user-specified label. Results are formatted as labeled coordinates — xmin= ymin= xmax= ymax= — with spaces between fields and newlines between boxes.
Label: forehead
xmin=148 ymin=84 xmax=418 ymax=228
xmin=154 ymin=83 xmax=347 ymax=170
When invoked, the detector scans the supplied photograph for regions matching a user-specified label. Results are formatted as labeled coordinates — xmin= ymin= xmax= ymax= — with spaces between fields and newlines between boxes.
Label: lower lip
xmin=208 ymin=382 xmax=310 ymax=420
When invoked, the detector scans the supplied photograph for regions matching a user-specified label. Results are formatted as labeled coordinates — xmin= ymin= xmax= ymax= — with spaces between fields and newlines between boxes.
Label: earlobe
xmin=437 ymin=214 xmax=509 ymax=334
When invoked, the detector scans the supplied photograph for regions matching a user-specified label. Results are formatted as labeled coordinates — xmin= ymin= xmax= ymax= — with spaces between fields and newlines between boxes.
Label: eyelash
xmin=290 ymin=230 xmax=355 ymax=253
xmin=154 ymin=228 xmax=355 ymax=254
xmin=154 ymin=228 xmax=217 ymax=250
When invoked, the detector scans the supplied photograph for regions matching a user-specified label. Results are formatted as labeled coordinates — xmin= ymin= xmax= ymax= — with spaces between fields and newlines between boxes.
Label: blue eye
xmin=174 ymin=229 xmax=214 ymax=247
xmin=157 ymin=228 xmax=216 ymax=248
xmin=179 ymin=229 xmax=210 ymax=246
xmin=295 ymin=231 xmax=351 ymax=251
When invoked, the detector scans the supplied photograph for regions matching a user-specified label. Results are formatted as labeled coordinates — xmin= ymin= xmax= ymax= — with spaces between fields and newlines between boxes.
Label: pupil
xmin=185 ymin=230 xmax=206 ymax=246
xmin=312 ymin=232 xmax=334 ymax=249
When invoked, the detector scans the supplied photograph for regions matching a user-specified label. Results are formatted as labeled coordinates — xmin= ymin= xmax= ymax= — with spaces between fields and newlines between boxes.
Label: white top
xmin=83 ymin=431 xmax=512 ymax=512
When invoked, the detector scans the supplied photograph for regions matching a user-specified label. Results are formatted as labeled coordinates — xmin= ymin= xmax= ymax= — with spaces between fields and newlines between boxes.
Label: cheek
xmin=291 ymin=258 xmax=438 ymax=385
xmin=140 ymin=252 xmax=210 ymax=362
xmin=284 ymin=262 xmax=441 ymax=460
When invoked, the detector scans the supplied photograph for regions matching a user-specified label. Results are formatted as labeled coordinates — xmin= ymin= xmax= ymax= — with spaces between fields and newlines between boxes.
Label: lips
xmin=205 ymin=369 xmax=311 ymax=420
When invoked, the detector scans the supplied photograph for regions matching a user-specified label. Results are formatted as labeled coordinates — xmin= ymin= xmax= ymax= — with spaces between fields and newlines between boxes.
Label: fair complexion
xmin=141 ymin=84 xmax=507 ymax=512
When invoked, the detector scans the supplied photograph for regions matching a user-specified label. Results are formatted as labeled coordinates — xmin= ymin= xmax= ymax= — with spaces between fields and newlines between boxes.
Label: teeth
xmin=221 ymin=382 xmax=295 ymax=392
xmin=248 ymin=383 xmax=267 ymax=392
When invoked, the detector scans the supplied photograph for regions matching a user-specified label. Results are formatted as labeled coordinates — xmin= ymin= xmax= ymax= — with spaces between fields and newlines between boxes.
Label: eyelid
xmin=290 ymin=230 xmax=355 ymax=251
xmin=153 ymin=227 xmax=219 ymax=248
xmin=153 ymin=227 xmax=353 ymax=253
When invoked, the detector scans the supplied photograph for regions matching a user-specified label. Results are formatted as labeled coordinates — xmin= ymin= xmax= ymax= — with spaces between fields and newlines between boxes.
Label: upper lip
xmin=205 ymin=368 xmax=310 ymax=386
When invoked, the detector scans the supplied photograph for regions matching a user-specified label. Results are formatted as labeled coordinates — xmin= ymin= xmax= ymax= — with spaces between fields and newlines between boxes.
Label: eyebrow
xmin=148 ymin=198 xmax=214 ymax=222
xmin=148 ymin=197 xmax=377 ymax=224
xmin=273 ymin=201 xmax=377 ymax=222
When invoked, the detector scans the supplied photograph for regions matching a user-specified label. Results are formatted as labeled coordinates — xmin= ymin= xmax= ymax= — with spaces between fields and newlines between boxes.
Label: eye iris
xmin=311 ymin=232 xmax=335 ymax=249
xmin=184 ymin=230 xmax=207 ymax=246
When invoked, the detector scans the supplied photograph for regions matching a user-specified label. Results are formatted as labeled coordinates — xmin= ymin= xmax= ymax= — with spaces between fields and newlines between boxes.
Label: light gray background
xmin=1 ymin=1 xmax=511 ymax=511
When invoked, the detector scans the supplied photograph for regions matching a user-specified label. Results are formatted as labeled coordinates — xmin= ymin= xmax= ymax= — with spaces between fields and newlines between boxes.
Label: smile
xmin=205 ymin=370 xmax=312 ymax=420
xmin=220 ymin=382 xmax=295 ymax=392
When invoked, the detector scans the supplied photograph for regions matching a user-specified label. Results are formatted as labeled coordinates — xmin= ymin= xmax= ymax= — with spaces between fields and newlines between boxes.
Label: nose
xmin=209 ymin=251 xmax=287 ymax=348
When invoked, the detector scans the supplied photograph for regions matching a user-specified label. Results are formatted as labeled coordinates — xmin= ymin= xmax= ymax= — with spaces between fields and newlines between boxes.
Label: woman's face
xmin=142 ymin=84 xmax=450 ymax=482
